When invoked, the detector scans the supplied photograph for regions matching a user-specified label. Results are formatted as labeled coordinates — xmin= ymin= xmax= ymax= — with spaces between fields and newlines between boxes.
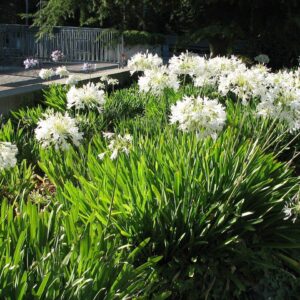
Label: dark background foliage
xmin=1 ymin=1 xmax=300 ymax=68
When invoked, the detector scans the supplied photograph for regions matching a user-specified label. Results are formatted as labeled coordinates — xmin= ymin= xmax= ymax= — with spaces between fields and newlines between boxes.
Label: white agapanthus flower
xmin=283 ymin=192 xmax=300 ymax=223
xmin=218 ymin=65 xmax=269 ymax=104
xmin=107 ymin=78 xmax=119 ymax=86
xmin=100 ymin=75 xmax=119 ymax=86
xmin=39 ymin=68 xmax=55 ymax=80
xmin=66 ymin=74 xmax=80 ymax=86
xmin=193 ymin=56 xmax=245 ymax=87
xmin=256 ymin=69 xmax=300 ymax=131
xmin=170 ymin=95 xmax=226 ymax=139
xmin=168 ymin=51 xmax=206 ymax=78
xmin=138 ymin=66 xmax=179 ymax=96
xmin=66 ymin=82 xmax=105 ymax=110
xmin=127 ymin=51 xmax=163 ymax=75
xmin=96 ymin=82 xmax=106 ymax=89
xmin=51 ymin=50 xmax=64 ymax=62
xmin=254 ymin=54 xmax=270 ymax=64
xmin=98 ymin=132 xmax=133 ymax=160
xmin=55 ymin=66 xmax=69 ymax=78
xmin=0 ymin=142 xmax=18 ymax=170
xmin=256 ymin=101 xmax=278 ymax=118
xmin=100 ymin=75 xmax=109 ymax=82
xmin=24 ymin=58 xmax=39 ymax=69
xmin=82 ymin=63 xmax=93 ymax=72
xmin=35 ymin=111 xmax=83 ymax=150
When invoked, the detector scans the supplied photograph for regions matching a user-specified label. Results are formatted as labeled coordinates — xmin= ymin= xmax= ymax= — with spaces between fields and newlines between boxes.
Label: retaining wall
xmin=0 ymin=68 xmax=131 ymax=115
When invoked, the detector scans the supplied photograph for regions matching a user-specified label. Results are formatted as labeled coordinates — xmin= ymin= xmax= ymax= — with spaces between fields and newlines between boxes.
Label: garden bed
xmin=0 ymin=52 xmax=300 ymax=299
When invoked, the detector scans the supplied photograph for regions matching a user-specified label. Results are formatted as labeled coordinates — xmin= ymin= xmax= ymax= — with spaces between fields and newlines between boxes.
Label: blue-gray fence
xmin=0 ymin=24 xmax=123 ymax=64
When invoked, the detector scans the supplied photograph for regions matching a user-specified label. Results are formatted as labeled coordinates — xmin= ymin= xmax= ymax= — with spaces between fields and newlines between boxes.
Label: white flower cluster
xmin=138 ymin=66 xmax=179 ymax=96
xmin=66 ymin=74 xmax=81 ymax=86
xmin=24 ymin=58 xmax=39 ymax=69
xmin=218 ymin=64 xmax=269 ymax=104
xmin=82 ymin=63 xmax=94 ymax=72
xmin=66 ymin=82 xmax=105 ymax=111
xmin=39 ymin=68 xmax=55 ymax=80
xmin=0 ymin=142 xmax=18 ymax=170
xmin=39 ymin=66 xmax=70 ymax=81
xmin=98 ymin=132 xmax=133 ymax=160
xmin=129 ymin=52 xmax=246 ymax=96
xmin=179 ymin=53 xmax=299 ymax=130
xmin=51 ymin=50 xmax=64 ymax=62
xmin=127 ymin=51 xmax=163 ymax=74
xmin=283 ymin=192 xmax=300 ymax=223
xmin=55 ymin=66 xmax=69 ymax=78
xmin=129 ymin=50 xmax=300 ymax=131
xmin=101 ymin=75 xmax=119 ymax=86
xmin=194 ymin=56 xmax=246 ymax=87
xmin=256 ymin=69 xmax=300 ymax=131
xmin=35 ymin=111 xmax=83 ymax=150
xmin=168 ymin=51 xmax=206 ymax=78
xmin=170 ymin=95 xmax=226 ymax=139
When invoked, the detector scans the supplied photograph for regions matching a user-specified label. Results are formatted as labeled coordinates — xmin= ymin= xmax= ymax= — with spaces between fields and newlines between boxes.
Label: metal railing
xmin=0 ymin=24 xmax=123 ymax=64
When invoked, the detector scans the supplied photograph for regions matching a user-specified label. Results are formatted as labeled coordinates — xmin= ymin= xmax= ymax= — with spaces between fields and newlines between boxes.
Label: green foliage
xmin=0 ymin=118 xmax=39 ymax=166
xmin=32 ymin=0 xmax=76 ymax=39
xmin=43 ymin=84 xmax=68 ymax=112
xmin=123 ymin=30 xmax=165 ymax=45
xmin=0 ymin=160 xmax=34 ymax=202
xmin=0 ymin=198 xmax=160 ymax=299
xmin=45 ymin=123 xmax=299 ymax=298
xmin=1 ymin=81 xmax=300 ymax=298
xmin=103 ymin=85 xmax=147 ymax=129
xmin=11 ymin=105 xmax=44 ymax=130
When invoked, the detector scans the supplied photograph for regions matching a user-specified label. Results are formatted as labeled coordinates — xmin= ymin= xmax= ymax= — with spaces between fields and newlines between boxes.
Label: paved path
xmin=0 ymin=62 xmax=118 ymax=91
xmin=0 ymin=64 xmax=130 ymax=114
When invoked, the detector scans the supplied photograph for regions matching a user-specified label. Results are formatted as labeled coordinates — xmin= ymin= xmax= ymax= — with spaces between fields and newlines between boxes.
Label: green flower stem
xmin=105 ymin=156 xmax=120 ymax=232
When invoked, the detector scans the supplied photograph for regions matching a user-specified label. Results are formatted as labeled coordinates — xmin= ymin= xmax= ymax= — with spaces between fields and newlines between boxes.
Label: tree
xmin=32 ymin=0 xmax=181 ymax=35
xmin=31 ymin=0 xmax=300 ymax=66
xmin=173 ymin=0 xmax=300 ymax=65
xmin=184 ymin=0 xmax=249 ymax=56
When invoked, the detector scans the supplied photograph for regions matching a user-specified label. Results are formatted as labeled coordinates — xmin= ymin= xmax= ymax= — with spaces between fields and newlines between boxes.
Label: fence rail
xmin=0 ymin=24 xmax=123 ymax=64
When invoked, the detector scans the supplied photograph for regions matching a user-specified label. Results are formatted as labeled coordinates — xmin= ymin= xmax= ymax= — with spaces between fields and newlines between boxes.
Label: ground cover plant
xmin=0 ymin=52 xmax=300 ymax=299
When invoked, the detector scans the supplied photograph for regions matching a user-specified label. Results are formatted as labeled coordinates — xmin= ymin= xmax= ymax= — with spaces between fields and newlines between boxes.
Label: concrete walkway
xmin=0 ymin=62 xmax=118 ymax=91
xmin=0 ymin=63 xmax=130 ymax=114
